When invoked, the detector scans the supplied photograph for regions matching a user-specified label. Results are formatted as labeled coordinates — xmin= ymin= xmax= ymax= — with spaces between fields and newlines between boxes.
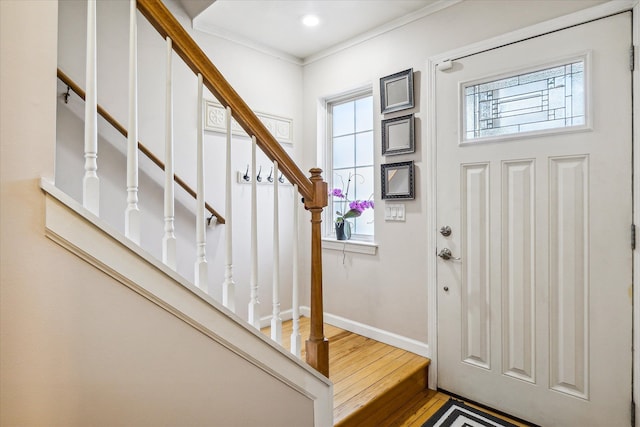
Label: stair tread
xmin=262 ymin=317 xmax=430 ymax=426
xmin=334 ymin=357 xmax=429 ymax=426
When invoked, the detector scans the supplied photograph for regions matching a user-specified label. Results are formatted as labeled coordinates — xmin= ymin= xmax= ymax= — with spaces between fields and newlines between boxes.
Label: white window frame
xmin=319 ymin=86 xmax=377 ymax=253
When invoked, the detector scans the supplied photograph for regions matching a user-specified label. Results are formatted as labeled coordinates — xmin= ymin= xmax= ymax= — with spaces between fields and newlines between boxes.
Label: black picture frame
xmin=382 ymin=114 xmax=415 ymax=156
xmin=381 ymin=161 xmax=415 ymax=200
xmin=380 ymin=68 xmax=414 ymax=114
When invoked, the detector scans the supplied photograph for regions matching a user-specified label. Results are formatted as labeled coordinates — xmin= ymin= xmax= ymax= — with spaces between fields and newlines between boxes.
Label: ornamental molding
xmin=204 ymin=100 xmax=293 ymax=145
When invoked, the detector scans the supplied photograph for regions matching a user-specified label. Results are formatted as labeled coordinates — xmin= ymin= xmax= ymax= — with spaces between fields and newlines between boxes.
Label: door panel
xmin=436 ymin=13 xmax=632 ymax=426
xmin=501 ymin=159 xmax=535 ymax=383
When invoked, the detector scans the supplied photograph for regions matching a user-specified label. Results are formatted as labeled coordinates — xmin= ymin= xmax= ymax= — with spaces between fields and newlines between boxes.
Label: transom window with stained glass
xmin=463 ymin=59 xmax=586 ymax=142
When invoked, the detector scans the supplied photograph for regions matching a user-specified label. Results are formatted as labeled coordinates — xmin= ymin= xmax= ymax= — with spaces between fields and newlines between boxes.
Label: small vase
xmin=335 ymin=222 xmax=348 ymax=240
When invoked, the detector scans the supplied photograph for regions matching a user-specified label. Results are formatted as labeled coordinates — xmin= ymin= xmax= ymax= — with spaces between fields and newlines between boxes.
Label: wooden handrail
xmin=57 ymin=68 xmax=225 ymax=225
xmin=136 ymin=0 xmax=314 ymax=202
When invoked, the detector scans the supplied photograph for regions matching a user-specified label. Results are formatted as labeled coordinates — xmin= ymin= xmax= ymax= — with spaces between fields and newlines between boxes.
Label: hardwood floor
xmin=262 ymin=317 xmax=529 ymax=427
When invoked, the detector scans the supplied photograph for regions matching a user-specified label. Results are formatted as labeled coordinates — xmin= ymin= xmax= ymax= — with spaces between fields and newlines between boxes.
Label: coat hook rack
xmin=236 ymin=168 xmax=292 ymax=186
xmin=64 ymin=86 xmax=71 ymax=104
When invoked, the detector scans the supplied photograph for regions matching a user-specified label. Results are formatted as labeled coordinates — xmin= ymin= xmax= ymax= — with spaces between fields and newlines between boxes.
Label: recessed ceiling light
xmin=302 ymin=14 xmax=320 ymax=27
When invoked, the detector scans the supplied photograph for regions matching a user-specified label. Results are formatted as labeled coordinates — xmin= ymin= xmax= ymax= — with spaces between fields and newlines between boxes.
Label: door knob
xmin=438 ymin=248 xmax=460 ymax=261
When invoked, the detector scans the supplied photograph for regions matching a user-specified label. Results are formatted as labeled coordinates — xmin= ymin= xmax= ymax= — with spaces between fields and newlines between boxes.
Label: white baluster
xmin=162 ymin=37 xmax=176 ymax=269
xmin=125 ymin=0 xmax=140 ymax=243
xmin=194 ymin=74 xmax=208 ymax=291
xmin=222 ymin=106 xmax=235 ymax=311
xmin=248 ymin=136 xmax=260 ymax=328
xmin=291 ymin=184 xmax=301 ymax=358
xmin=271 ymin=161 xmax=282 ymax=343
xmin=83 ymin=0 xmax=99 ymax=215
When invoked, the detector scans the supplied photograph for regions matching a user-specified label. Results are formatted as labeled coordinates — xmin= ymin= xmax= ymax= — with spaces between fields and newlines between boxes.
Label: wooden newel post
xmin=304 ymin=168 xmax=329 ymax=377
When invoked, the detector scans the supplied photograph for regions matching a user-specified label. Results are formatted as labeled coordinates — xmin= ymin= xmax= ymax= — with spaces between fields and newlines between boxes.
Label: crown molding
xmin=303 ymin=0 xmax=462 ymax=65
xmin=192 ymin=0 xmax=462 ymax=67
xmin=192 ymin=19 xmax=304 ymax=65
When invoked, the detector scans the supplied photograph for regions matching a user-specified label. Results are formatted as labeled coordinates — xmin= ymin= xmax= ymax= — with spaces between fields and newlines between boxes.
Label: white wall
xmin=0 ymin=1 xmax=318 ymax=424
xmin=56 ymin=0 xmax=306 ymax=322
xmin=300 ymin=0 xmax=606 ymax=345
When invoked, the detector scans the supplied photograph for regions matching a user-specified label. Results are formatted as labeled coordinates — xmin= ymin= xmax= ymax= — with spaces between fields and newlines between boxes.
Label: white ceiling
xmin=188 ymin=0 xmax=442 ymax=63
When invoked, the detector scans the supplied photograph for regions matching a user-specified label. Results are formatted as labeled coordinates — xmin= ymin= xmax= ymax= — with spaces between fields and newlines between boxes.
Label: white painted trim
xmin=40 ymin=179 xmax=333 ymax=427
xmin=192 ymin=0 xmax=461 ymax=66
xmin=300 ymin=306 xmax=429 ymax=358
xmin=192 ymin=20 xmax=303 ymax=65
xmin=204 ymin=100 xmax=294 ymax=145
xmin=425 ymin=0 xmax=639 ymax=394
xmin=425 ymin=56 xmax=439 ymax=389
xmin=302 ymin=0 xmax=463 ymax=65
xmin=261 ymin=308 xmax=293 ymax=329
xmin=431 ymin=0 xmax=636 ymax=66
xmin=632 ymin=2 xmax=640 ymax=425
xmin=321 ymin=238 xmax=378 ymax=255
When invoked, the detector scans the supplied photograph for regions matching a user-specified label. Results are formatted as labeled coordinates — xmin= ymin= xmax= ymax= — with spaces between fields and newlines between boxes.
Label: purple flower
xmin=331 ymin=188 xmax=345 ymax=199
xmin=331 ymin=173 xmax=374 ymax=226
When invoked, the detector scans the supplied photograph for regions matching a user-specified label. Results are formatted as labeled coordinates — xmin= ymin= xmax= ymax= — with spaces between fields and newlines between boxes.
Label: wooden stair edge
xmin=334 ymin=358 xmax=430 ymax=427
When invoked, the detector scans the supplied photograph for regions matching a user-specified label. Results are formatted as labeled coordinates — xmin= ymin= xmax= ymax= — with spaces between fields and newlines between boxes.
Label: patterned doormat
xmin=422 ymin=399 xmax=518 ymax=427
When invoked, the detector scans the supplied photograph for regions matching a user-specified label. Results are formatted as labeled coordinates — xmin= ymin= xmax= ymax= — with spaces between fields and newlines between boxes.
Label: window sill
xmin=321 ymin=238 xmax=378 ymax=255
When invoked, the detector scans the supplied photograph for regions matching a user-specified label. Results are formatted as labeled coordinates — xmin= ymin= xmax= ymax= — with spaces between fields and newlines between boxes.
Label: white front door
xmin=436 ymin=13 xmax=633 ymax=426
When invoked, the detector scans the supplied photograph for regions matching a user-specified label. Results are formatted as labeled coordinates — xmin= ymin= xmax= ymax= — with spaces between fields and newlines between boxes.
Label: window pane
xmin=332 ymin=168 xmax=355 ymax=221
xmin=354 ymin=166 xmax=374 ymax=202
xmin=463 ymin=59 xmax=586 ymax=141
xmin=354 ymin=206 xmax=374 ymax=236
xmin=333 ymin=135 xmax=354 ymax=170
xmin=332 ymin=101 xmax=354 ymax=137
xmin=355 ymin=96 xmax=373 ymax=132
xmin=352 ymin=166 xmax=374 ymax=236
xmin=355 ymin=131 xmax=373 ymax=167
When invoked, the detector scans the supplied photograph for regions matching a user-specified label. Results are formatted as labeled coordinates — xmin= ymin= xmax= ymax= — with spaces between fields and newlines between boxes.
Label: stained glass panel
xmin=463 ymin=60 xmax=585 ymax=141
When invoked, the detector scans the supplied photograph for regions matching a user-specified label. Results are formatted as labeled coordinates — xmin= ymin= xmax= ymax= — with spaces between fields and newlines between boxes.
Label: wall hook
xmin=256 ymin=165 xmax=262 ymax=182
xmin=64 ymin=86 xmax=71 ymax=104
xmin=279 ymin=172 xmax=285 ymax=184
xmin=243 ymin=165 xmax=250 ymax=181
xmin=267 ymin=167 xmax=274 ymax=183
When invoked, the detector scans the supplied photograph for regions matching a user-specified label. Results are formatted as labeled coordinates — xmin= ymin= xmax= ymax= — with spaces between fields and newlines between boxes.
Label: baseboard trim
xmin=260 ymin=309 xmax=293 ymax=329
xmin=299 ymin=306 xmax=429 ymax=358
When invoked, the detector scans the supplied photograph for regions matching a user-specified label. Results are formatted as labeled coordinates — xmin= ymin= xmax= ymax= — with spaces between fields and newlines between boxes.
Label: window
xmin=463 ymin=59 xmax=586 ymax=142
xmin=327 ymin=91 xmax=374 ymax=240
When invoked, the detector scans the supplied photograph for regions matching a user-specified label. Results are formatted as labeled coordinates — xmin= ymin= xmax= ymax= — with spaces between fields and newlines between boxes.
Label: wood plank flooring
xmin=262 ymin=317 xmax=529 ymax=427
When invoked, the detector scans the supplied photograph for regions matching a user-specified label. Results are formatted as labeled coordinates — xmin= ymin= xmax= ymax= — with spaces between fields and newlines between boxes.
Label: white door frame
xmin=425 ymin=0 xmax=639 ymax=418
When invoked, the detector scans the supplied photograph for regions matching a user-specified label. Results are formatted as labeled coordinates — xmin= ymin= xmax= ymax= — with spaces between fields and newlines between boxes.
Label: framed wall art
xmin=382 ymin=114 xmax=415 ymax=156
xmin=381 ymin=161 xmax=415 ymax=200
xmin=380 ymin=68 xmax=414 ymax=114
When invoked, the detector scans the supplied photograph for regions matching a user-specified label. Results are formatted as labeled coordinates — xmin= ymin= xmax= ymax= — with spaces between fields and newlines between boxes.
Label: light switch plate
xmin=384 ymin=203 xmax=405 ymax=221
